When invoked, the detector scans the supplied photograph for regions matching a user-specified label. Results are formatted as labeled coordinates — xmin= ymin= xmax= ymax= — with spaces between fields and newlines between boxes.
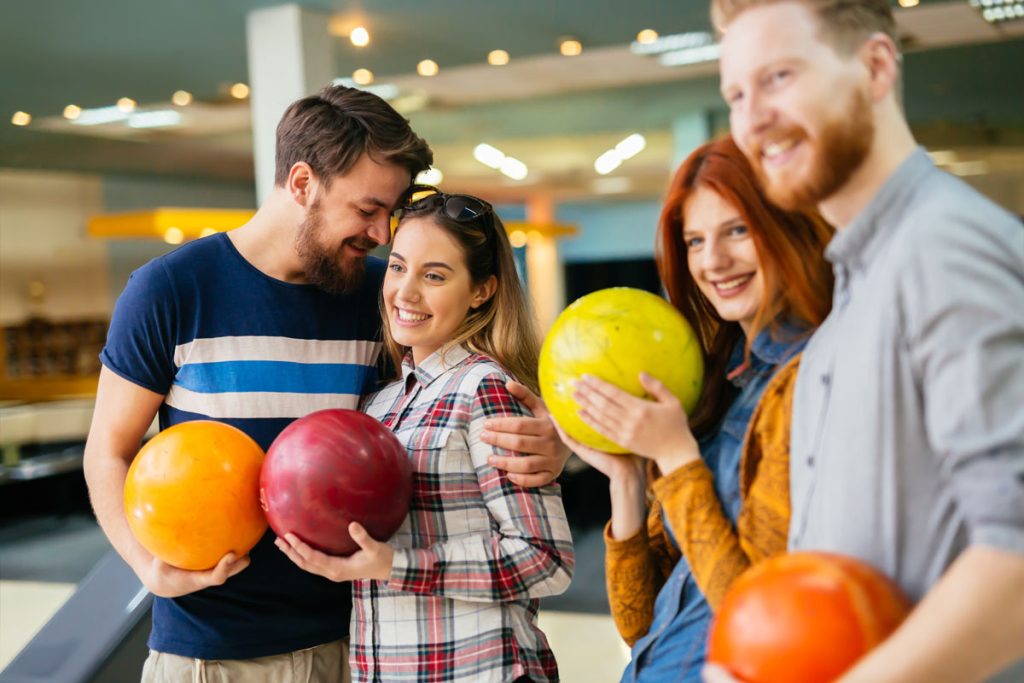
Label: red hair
xmin=656 ymin=136 xmax=834 ymax=436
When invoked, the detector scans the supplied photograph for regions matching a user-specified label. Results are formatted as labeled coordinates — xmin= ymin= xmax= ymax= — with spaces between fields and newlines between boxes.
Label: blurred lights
xmin=415 ymin=167 xmax=444 ymax=185
xmin=71 ymin=105 xmax=129 ymax=126
xmin=117 ymin=98 xmax=137 ymax=113
xmin=200 ymin=228 xmax=218 ymax=238
xmin=230 ymin=83 xmax=250 ymax=99
xmin=172 ymin=90 xmax=193 ymax=106
xmin=560 ymin=39 xmax=583 ymax=56
xmin=11 ymin=111 xmax=31 ymax=126
xmin=128 ymin=110 xmax=182 ymax=129
xmin=488 ymin=49 xmax=510 ymax=66
xmin=350 ymin=26 xmax=370 ymax=47
xmin=473 ymin=143 xmax=528 ymax=181
xmin=898 ymin=0 xmax=919 ymax=7
xmin=63 ymin=105 xmax=82 ymax=120
xmin=969 ymin=0 xmax=1024 ymax=22
xmin=594 ymin=133 xmax=646 ymax=175
xmin=417 ymin=59 xmax=439 ymax=77
xmin=509 ymin=230 xmax=528 ymax=248
xmin=637 ymin=29 xmax=659 ymax=44
xmin=164 ymin=227 xmax=185 ymax=245
xmin=352 ymin=68 xmax=374 ymax=85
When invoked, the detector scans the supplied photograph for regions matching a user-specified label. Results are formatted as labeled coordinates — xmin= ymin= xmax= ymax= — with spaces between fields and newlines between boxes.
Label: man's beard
xmin=754 ymin=87 xmax=874 ymax=212
xmin=294 ymin=201 xmax=375 ymax=295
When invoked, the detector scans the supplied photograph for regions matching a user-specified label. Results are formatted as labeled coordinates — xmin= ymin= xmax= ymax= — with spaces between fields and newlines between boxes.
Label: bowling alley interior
xmin=1 ymin=1 xmax=1022 ymax=682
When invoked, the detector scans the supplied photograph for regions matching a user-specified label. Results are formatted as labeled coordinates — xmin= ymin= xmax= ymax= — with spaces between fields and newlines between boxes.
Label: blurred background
xmin=1 ymin=1 xmax=1022 ymax=680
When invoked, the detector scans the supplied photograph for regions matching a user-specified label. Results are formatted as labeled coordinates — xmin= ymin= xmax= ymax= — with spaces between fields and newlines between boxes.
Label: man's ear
xmin=471 ymin=275 xmax=498 ymax=309
xmin=286 ymin=162 xmax=317 ymax=207
xmin=860 ymin=32 xmax=900 ymax=104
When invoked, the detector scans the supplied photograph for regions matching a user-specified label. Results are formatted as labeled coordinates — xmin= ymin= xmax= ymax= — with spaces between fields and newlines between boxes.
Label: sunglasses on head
xmin=392 ymin=185 xmax=494 ymax=225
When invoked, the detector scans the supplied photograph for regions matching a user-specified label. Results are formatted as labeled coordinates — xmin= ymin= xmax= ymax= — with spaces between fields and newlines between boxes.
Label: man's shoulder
xmin=905 ymin=170 xmax=1022 ymax=248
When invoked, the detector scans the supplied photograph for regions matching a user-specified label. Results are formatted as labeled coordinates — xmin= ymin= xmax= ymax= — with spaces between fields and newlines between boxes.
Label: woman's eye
xmin=425 ymin=272 xmax=445 ymax=282
xmin=728 ymin=224 xmax=749 ymax=237
xmin=357 ymin=208 xmax=374 ymax=217
xmin=387 ymin=262 xmax=403 ymax=273
xmin=685 ymin=237 xmax=704 ymax=249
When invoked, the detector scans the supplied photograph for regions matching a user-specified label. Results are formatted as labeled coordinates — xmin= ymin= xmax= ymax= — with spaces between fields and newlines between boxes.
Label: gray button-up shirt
xmin=790 ymin=149 xmax=1024 ymax=675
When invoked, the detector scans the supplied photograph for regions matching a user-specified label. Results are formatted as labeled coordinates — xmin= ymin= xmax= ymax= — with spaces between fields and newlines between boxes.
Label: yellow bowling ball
xmin=539 ymin=287 xmax=703 ymax=453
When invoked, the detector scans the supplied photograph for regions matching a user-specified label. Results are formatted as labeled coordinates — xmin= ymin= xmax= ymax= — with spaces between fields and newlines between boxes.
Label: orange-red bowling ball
xmin=707 ymin=552 xmax=913 ymax=683
xmin=124 ymin=420 xmax=267 ymax=570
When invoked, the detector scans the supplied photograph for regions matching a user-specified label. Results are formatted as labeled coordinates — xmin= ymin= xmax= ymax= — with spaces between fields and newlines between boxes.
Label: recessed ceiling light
xmin=63 ymin=105 xmax=82 ymax=120
xmin=560 ymin=39 xmax=583 ymax=56
xmin=637 ymin=29 xmax=659 ymax=44
xmin=898 ymin=0 xmax=919 ymax=7
xmin=230 ymin=83 xmax=250 ymax=99
xmin=117 ymin=98 xmax=137 ymax=113
xmin=129 ymin=110 xmax=182 ymax=129
xmin=499 ymin=156 xmax=528 ymax=181
xmin=474 ymin=143 xmax=505 ymax=169
xmin=11 ymin=111 xmax=31 ymax=126
xmin=172 ymin=90 xmax=193 ymax=106
xmin=350 ymin=26 xmax=370 ymax=47
xmin=488 ymin=49 xmax=510 ymax=66
xmin=352 ymin=69 xmax=374 ymax=85
xmin=417 ymin=59 xmax=439 ymax=77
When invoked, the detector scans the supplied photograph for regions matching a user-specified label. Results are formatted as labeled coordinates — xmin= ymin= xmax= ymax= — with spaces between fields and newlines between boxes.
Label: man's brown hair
xmin=711 ymin=0 xmax=900 ymax=55
xmin=274 ymin=85 xmax=433 ymax=186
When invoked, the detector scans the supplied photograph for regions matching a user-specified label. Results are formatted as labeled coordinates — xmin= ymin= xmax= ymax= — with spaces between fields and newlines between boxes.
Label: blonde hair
xmin=381 ymin=204 xmax=541 ymax=394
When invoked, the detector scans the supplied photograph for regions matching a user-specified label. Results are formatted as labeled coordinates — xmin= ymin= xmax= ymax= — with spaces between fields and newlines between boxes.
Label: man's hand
xmin=275 ymin=523 xmax=394 ymax=582
xmin=137 ymin=551 xmax=250 ymax=598
xmin=481 ymin=380 xmax=571 ymax=487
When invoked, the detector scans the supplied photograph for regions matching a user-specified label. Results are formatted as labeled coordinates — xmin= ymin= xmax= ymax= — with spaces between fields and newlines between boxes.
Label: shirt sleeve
xmin=904 ymin=214 xmax=1024 ymax=555
xmin=387 ymin=373 xmax=575 ymax=602
xmin=99 ymin=259 xmax=178 ymax=395
xmin=604 ymin=495 xmax=678 ymax=646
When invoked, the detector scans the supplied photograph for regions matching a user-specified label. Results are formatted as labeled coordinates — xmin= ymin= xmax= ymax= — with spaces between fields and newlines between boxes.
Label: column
xmin=246 ymin=5 xmax=334 ymax=203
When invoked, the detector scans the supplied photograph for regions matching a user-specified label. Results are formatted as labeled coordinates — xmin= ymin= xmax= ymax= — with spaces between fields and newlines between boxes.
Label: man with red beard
xmin=84 ymin=85 xmax=570 ymax=682
xmin=706 ymin=1 xmax=1024 ymax=681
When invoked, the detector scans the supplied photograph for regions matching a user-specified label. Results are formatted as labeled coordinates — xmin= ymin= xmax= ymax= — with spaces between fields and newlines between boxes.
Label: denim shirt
xmin=621 ymin=326 xmax=806 ymax=683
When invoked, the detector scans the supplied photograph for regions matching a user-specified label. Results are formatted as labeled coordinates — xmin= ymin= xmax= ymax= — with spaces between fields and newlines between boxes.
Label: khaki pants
xmin=140 ymin=638 xmax=349 ymax=683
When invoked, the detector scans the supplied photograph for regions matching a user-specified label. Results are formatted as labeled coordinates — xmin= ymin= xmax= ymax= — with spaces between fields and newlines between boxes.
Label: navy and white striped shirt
xmin=102 ymin=232 xmax=384 ymax=659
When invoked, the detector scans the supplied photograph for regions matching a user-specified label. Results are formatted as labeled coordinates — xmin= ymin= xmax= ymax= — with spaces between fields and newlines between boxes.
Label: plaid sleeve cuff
xmin=387 ymin=547 xmax=438 ymax=595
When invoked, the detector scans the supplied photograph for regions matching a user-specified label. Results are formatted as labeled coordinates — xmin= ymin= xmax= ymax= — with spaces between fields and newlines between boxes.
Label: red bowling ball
xmin=260 ymin=409 xmax=413 ymax=556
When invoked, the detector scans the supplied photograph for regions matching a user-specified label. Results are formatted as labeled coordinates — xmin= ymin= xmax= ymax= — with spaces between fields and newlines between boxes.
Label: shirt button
xmin=820 ymin=373 xmax=831 ymax=387
xmin=806 ymin=454 xmax=815 ymax=467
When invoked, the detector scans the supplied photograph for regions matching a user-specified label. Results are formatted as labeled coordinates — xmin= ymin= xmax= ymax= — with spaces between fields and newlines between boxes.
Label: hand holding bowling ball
xmin=124 ymin=420 xmax=267 ymax=573
xmin=707 ymin=552 xmax=913 ymax=683
xmin=260 ymin=409 xmax=413 ymax=557
xmin=539 ymin=287 xmax=703 ymax=454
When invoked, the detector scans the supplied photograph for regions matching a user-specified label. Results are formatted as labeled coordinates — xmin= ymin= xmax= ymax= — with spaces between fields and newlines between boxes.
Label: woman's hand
xmin=275 ymin=522 xmax=394 ymax=582
xmin=573 ymin=372 xmax=701 ymax=476
xmin=552 ymin=419 xmax=647 ymax=541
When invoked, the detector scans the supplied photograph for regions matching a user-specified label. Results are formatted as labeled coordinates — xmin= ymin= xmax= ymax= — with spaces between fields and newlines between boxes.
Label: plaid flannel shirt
xmin=354 ymin=344 xmax=575 ymax=682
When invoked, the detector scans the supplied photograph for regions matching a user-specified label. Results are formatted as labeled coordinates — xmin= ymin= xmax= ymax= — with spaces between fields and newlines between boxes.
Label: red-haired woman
xmin=558 ymin=136 xmax=834 ymax=682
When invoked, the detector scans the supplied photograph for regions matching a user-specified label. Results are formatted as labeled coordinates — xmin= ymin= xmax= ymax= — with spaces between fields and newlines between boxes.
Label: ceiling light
xmin=417 ymin=59 xmax=439 ymax=77
xmin=499 ymin=157 xmax=528 ymax=181
xmin=63 ymin=105 xmax=82 ymax=120
xmin=200 ymin=228 xmax=218 ymax=238
xmin=350 ymin=26 xmax=370 ymax=47
xmin=163 ymin=227 xmax=185 ymax=245
xmin=560 ymin=39 xmax=583 ymax=56
xmin=230 ymin=83 xmax=250 ymax=99
xmin=128 ymin=110 xmax=182 ymax=129
xmin=594 ymin=150 xmax=622 ymax=175
xmin=117 ymin=98 xmax=137 ymax=113
xmin=331 ymin=78 xmax=399 ymax=100
xmin=11 ymin=111 xmax=31 ymax=126
xmin=898 ymin=0 xmax=919 ymax=6
xmin=927 ymin=150 xmax=958 ymax=165
xmin=71 ymin=105 xmax=130 ymax=126
xmin=615 ymin=133 xmax=646 ymax=160
xmin=660 ymin=44 xmax=721 ymax=67
xmin=969 ymin=0 xmax=1024 ymax=23
xmin=488 ymin=49 xmax=510 ymax=66
xmin=352 ymin=69 xmax=374 ymax=85
xmin=415 ymin=167 xmax=444 ymax=185
xmin=637 ymin=29 xmax=659 ymax=44
xmin=172 ymin=90 xmax=193 ymax=106
xmin=474 ymin=143 xmax=506 ymax=169
xmin=509 ymin=230 xmax=528 ymax=248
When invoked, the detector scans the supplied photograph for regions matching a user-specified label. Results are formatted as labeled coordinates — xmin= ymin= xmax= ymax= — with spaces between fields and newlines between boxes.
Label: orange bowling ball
xmin=124 ymin=420 xmax=267 ymax=571
xmin=707 ymin=552 xmax=912 ymax=683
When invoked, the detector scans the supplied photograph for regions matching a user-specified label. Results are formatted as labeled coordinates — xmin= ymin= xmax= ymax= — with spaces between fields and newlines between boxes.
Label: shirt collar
xmin=825 ymin=147 xmax=934 ymax=272
xmin=726 ymin=321 xmax=809 ymax=387
xmin=401 ymin=344 xmax=473 ymax=388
